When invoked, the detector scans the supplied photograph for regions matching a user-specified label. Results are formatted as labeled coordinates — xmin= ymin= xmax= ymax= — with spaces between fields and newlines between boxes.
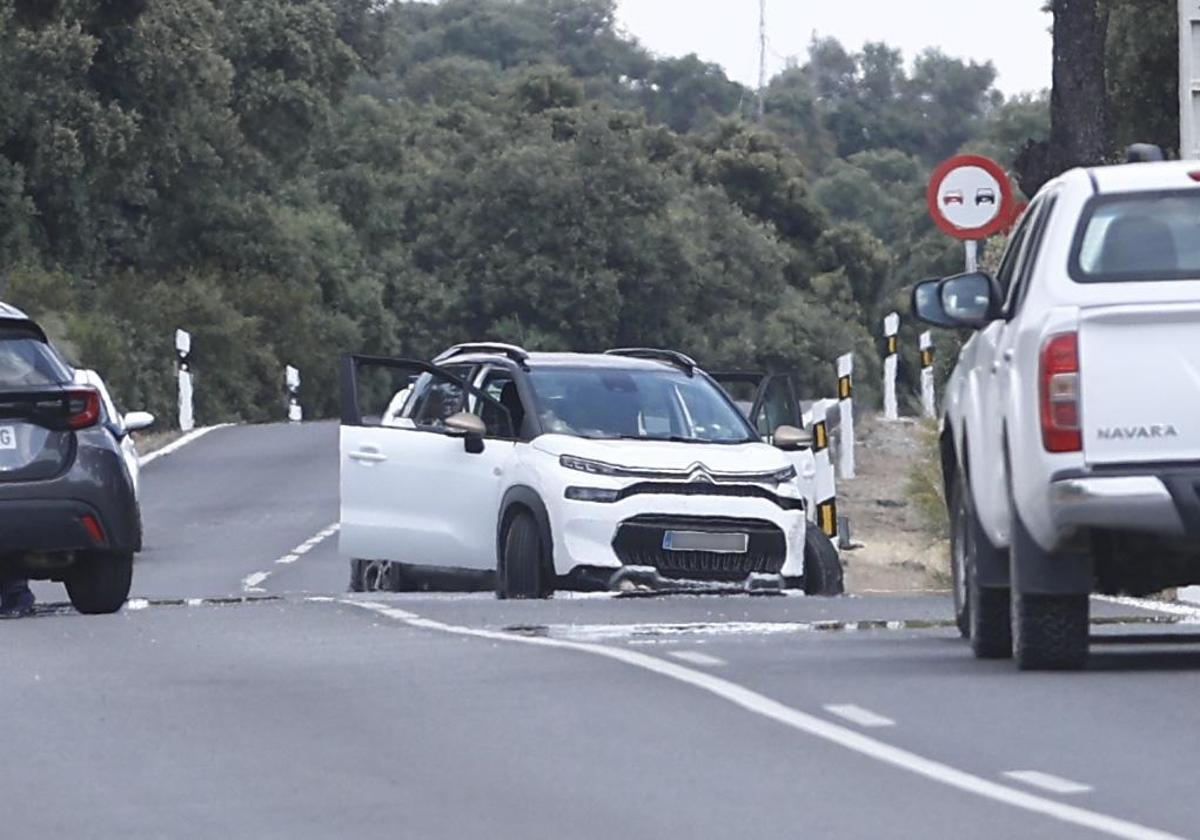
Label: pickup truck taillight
xmin=1039 ymin=333 xmax=1081 ymax=453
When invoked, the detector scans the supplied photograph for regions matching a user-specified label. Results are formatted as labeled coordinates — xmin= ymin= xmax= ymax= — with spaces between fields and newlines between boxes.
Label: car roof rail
xmin=604 ymin=347 xmax=696 ymax=376
xmin=433 ymin=342 xmax=531 ymax=367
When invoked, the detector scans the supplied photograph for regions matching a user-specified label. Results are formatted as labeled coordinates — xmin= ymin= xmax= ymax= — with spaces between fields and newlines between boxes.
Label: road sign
xmin=926 ymin=154 xmax=1015 ymax=240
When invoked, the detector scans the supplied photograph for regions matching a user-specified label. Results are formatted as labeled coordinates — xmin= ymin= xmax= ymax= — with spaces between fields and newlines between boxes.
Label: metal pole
xmin=756 ymin=0 xmax=767 ymax=123
xmin=965 ymin=239 xmax=979 ymax=273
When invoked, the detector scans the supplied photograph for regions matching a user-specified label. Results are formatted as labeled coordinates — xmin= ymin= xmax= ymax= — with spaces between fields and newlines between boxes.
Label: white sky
xmin=615 ymin=0 xmax=1053 ymax=97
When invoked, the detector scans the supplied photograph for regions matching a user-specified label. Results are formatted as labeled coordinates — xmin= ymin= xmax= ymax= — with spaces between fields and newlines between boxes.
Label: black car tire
xmin=497 ymin=511 xmax=551 ymax=600
xmin=802 ymin=522 xmax=844 ymax=596
xmin=951 ymin=479 xmax=1012 ymax=658
xmin=1013 ymin=592 xmax=1089 ymax=671
xmin=66 ymin=550 xmax=133 ymax=614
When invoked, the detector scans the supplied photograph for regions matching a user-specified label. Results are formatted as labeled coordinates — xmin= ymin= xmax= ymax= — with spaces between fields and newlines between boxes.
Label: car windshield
xmin=528 ymin=366 xmax=756 ymax=444
xmin=1073 ymin=192 xmax=1200 ymax=282
xmin=0 ymin=329 xmax=71 ymax=388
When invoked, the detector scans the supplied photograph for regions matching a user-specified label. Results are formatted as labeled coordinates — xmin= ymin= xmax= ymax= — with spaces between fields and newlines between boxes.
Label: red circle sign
xmin=926 ymin=154 xmax=1015 ymax=240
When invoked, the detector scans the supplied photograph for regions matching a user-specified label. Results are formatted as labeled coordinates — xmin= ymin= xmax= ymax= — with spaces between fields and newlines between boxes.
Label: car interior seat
xmin=1096 ymin=215 xmax=1178 ymax=275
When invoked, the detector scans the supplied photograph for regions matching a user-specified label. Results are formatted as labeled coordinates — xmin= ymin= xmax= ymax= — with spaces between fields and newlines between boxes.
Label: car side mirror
xmin=123 ymin=411 xmax=155 ymax=433
xmin=773 ymin=424 xmax=812 ymax=451
xmin=912 ymin=271 xmax=1000 ymax=330
xmin=445 ymin=411 xmax=486 ymax=454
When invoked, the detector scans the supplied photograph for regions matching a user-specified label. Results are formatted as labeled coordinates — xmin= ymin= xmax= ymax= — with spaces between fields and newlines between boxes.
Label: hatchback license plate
xmin=0 ymin=426 xmax=16 ymax=450
xmin=662 ymin=530 xmax=748 ymax=554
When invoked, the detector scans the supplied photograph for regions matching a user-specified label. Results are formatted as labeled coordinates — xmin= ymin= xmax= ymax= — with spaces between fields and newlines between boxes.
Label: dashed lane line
xmin=1004 ymin=771 xmax=1094 ymax=796
xmin=241 ymin=523 xmax=340 ymax=593
xmin=823 ymin=704 xmax=896 ymax=728
xmin=340 ymin=599 xmax=1181 ymax=840
xmin=667 ymin=650 xmax=726 ymax=667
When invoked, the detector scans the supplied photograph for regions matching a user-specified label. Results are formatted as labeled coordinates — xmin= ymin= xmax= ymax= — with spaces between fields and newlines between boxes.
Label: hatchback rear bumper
xmin=0 ymin=499 xmax=110 ymax=553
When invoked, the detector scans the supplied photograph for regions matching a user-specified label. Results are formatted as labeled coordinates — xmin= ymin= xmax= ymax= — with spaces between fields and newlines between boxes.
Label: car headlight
xmin=560 ymin=454 xmax=621 ymax=476
xmin=564 ymin=486 xmax=621 ymax=503
xmin=771 ymin=464 xmax=797 ymax=483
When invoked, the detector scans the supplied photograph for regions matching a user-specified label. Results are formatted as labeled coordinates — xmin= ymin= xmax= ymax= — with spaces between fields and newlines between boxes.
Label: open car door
xmin=339 ymin=355 xmax=514 ymax=571
xmin=709 ymin=371 xmax=802 ymax=443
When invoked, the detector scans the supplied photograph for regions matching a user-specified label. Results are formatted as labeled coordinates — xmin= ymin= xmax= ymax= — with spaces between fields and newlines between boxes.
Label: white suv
xmin=916 ymin=158 xmax=1200 ymax=670
xmin=338 ymin=344 xmax=843 ymax=597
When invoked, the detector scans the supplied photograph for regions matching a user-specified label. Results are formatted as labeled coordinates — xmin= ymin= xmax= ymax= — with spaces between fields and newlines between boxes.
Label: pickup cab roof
xmin=1088 ymin=160 xmax=1200 ymax=195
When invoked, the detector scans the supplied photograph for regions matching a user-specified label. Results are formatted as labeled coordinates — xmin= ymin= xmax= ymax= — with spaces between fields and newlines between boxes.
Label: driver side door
xmin=339 ymin=356 xmax=516 ymax=571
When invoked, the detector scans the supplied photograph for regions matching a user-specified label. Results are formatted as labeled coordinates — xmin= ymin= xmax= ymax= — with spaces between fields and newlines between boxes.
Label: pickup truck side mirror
xmin=912 ymin=271 xmax=1001 ymax=330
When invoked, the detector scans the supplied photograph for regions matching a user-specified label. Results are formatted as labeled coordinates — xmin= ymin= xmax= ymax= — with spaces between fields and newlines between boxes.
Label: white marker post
xmin=175 ymin=328 xmax=194 ymax=432
xmin=285 ymin=365 xmax=302 ymax=423
xmin=836 ymin=353 xmax=855 ymax=479
xmin=883 ymin=312 xmax=900 ymax=421
xmin=919 ymin=331 xmax=936 ymax=419
xmin=810 ymin=398 xmax=838 ymax=540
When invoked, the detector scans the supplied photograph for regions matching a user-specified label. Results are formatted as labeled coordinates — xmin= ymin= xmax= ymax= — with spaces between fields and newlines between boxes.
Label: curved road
xmin=12 ymin=422 xmax=1200 ymax=839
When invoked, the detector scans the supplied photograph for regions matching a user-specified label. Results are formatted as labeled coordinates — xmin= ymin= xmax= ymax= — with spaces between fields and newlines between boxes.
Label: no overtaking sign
xmin=926 ymin=154 xmax=1015 ymax=240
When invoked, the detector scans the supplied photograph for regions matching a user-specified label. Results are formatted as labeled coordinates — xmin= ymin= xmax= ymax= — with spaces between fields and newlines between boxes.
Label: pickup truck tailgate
xmin=1080 ymin=303 xmax=1200 ymax=465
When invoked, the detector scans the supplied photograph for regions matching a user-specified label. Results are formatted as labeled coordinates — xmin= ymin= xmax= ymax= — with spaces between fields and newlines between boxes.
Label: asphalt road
xmin=12 ymin=422 xmax=1200 ymax=839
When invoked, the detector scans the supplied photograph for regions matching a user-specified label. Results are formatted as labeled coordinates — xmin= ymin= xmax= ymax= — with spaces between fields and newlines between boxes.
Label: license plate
xmin=0 ymin=426 xmax=16 ymax=450
xmin=662 ymin=530 xmax=748 ymax=554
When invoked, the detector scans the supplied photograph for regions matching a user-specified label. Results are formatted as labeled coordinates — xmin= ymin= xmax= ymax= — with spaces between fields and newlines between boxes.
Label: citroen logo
xmin=687 ymin=464 xmax=715 ymax=484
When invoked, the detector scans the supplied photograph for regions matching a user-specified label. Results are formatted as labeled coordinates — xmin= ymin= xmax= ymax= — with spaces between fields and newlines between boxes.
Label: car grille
xmin=612 ymin=515 xmax=787 ymax=580
xmin=614 ymin=482 xmax=804 ymax=511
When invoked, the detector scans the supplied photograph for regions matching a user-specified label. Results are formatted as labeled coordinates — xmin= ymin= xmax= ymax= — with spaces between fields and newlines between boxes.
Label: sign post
xmin=175 ymin=329 xmax=194 ymax=432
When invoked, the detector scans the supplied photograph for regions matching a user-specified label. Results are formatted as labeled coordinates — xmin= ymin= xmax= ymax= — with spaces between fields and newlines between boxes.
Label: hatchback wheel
xmin=497 ymin=511 xmax=552 ymax=600
xmin=66 ymin=550 xmax=133 ymax=614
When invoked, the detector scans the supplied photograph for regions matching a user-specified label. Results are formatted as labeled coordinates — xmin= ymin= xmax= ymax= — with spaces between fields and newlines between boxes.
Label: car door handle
xmin=349 ymin=448 xmax=387 ymax=464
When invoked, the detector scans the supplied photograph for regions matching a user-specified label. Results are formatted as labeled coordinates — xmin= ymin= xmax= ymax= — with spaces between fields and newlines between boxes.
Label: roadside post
xmin=175 ymin=328 xmax=194 ymax=432
xmin=1181 ymin=0 xmax=1200 ymax=160
xmin=920 ymin=331 xmax=936 ymax=419
xmin=811 ymin=398 xmax=838 ymax=539
xmin=836 ymin=353 xmax=855 ymax=479
xmin=286 ymin=365 xmax=302 ymax=423
xmin=883 ymin=312 xmax=900 ymax=421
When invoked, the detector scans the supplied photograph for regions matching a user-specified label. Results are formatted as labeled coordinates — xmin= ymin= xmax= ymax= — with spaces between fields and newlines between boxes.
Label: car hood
xmin=531 ymin=434 xmax=789 ymax=474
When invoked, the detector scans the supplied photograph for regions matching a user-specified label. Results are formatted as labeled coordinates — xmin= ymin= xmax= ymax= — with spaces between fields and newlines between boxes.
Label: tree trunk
xmin=1015 ymin=0 xmax=1110 ymax=196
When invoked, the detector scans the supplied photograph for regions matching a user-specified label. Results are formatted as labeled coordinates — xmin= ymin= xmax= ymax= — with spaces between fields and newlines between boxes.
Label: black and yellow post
xmin=812 ymin=416 xmax=837 ymax=539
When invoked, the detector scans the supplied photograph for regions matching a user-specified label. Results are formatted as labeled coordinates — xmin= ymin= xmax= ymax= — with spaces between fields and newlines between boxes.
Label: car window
xmin=1003 ymin=194 xmax=1056 ymax=316
xmin=471 ymin=367 xmax=520 ymax=439
xmin=755 ymin=376 xmax=797 ymax=439
xmin=994 ymin=208 xmax=1035 ymax=299
xmin=1072 ymin=191 xmax=1200 ymax=282
xmin=528 ymin=366 xmax=756 ymax=444
xmin=0 ymin=328 xmax=71 ymax=388
xmin=404 ymin=364 xmax=474 ymax=430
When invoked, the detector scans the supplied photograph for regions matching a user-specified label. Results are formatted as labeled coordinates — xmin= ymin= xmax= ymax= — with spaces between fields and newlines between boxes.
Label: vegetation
xmin=0 ymin=0 xmax=1073 ymax=423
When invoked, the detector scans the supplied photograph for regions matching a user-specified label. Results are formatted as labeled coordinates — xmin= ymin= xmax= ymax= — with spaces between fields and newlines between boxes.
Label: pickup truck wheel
xmin=497 ymin=510 xmax=552 ymax=600
xmin=802 ymin=522 xmax=844 ymax=596
xmin=1013 ymin=592 xmax=1089 ymax=671
xmin=65 ymin=550 xmax=133 ymax=614
xmin=952 ymin=479 xmax=1012 ymax=657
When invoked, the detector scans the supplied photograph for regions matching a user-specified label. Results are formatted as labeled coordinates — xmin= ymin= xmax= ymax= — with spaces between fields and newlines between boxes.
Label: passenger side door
xmin=339 ymin=356 xmax=516 ymax=571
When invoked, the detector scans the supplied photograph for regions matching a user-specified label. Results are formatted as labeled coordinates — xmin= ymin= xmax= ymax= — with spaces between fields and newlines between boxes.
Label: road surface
xmin=13 ymin=422 xmax=1200 ymax=839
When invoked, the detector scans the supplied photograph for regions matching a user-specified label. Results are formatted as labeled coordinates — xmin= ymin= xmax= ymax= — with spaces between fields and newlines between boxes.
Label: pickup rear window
xmin=1072 ymin=192 xmax=1200 ymax=282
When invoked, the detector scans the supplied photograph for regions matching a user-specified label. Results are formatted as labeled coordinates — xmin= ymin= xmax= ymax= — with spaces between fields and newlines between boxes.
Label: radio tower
xmin=756 ymin=0 xmax=767 ymax=123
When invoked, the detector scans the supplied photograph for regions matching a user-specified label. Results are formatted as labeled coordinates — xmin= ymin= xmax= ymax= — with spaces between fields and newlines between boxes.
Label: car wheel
xmin=1013 ymin=592 xmax=1089 ymax=671
xmin=953 ymin=479 xmax=1013 ymax=659
xmin=497 ymin=510 xmax=552 ymax=600
xmin=65 ymin=550 xmax=133 ymax=615
xmin=802 ymin=521 xmax=844 ymax=596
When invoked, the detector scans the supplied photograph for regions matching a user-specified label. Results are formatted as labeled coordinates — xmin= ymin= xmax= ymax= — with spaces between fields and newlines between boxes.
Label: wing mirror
xmin=445 ymin=411 xmax=486 ymax=454
xmin=773 ymin=424 xmax=813 ymax=451
xmin=912 ymin=271 xmax=1001 ymax=330
xmin=123 ymin=411 xmax=155 ymax=433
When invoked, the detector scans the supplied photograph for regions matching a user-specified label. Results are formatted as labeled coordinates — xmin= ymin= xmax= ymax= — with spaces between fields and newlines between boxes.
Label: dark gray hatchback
xmin=0 ymin=305 xmax=146 ymax=613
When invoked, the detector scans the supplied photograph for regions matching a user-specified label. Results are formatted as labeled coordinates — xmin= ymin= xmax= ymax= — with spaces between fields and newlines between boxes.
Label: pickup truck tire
xmin=497 ymin=510 xmax=552 ymax=600
xmin=1013 ymin=592 xmax=1089 ymax=671
xmin=802 ymin=522 xmax=844 ymax=596
xmin=65 ymin=550 xmax=133 ymax=614
xmin=951 ymin=479 xmax=1012 ymax=657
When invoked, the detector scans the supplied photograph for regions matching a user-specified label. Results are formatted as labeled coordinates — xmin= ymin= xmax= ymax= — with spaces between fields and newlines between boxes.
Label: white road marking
xmin=1093 ymin=595 xmax=1200 ymax=623
xmin=125 ymin=598 xmax=150 ymax=611
xmin=339 ymin=599 xmax=1181 ymax=840
xmin=138 ymin=423 xmax=235 ymax=467
xmin=824 ymin=704 xmax=895 ymax=728
xmin=1004 ymin=771 xmax=1094 ymax=795
xmin=241 ymin=524 xmax=340 ymax=593
xmin=241 ymin=571 xmax=270 ymax=592
xmin=667 ymin=650 xmax=726 ymax=667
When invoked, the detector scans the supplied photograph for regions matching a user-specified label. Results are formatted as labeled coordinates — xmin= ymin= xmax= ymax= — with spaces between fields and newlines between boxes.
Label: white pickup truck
xmin=915 ymin=158 xmax=1200 ymax=670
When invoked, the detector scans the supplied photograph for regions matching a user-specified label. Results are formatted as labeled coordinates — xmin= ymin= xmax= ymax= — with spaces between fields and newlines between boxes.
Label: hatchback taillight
xmin=1039 ymin=333 xmax=1081 ymax=453
xmin=65 ymin=388 xmax=101 ymax=430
